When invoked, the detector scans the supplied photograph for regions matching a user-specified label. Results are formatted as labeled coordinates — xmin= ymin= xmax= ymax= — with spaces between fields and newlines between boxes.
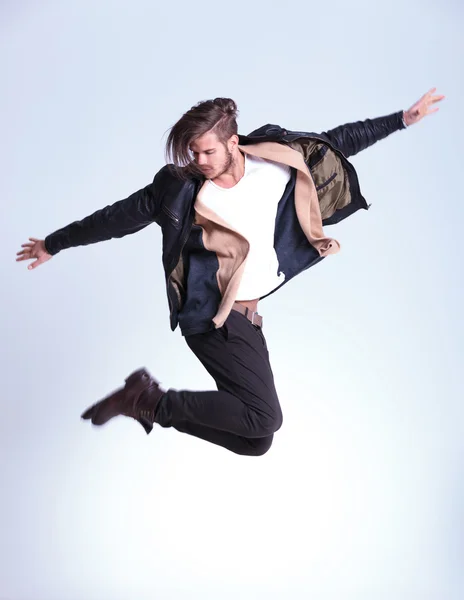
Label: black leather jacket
xmin=45 ymin=111 xmax=405 ymax=331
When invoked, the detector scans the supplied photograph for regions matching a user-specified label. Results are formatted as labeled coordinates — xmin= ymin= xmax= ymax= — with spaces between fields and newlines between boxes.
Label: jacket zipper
xmin=162 ymin=204 xmax=180 ymax=225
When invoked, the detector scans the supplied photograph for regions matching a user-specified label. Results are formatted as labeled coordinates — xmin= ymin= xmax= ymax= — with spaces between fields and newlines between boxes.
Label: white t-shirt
xmin=201 ymin=154 xmax=291 ymax=301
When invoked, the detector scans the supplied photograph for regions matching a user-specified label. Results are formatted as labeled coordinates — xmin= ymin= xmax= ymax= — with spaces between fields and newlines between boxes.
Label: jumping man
xmin=16 ymin=89 xmax=444 ymax=456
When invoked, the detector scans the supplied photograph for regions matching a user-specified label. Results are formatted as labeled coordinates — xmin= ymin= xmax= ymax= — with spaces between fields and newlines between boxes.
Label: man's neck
xmin=211 ymin=151 xmax=245 ymax=189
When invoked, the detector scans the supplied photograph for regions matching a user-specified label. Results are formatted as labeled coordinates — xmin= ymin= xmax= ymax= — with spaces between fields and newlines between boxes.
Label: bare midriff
xmin=235 ymin=298 xmax=259 ymax=314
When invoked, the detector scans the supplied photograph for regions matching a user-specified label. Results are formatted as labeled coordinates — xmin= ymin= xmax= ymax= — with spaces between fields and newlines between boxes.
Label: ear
xmin=228 ymin=134 xmax=239 ymax=151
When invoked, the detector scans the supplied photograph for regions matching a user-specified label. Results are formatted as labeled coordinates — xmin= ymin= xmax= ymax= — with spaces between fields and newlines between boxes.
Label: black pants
xmin=155 ymin=310 xmax=282 ymax=455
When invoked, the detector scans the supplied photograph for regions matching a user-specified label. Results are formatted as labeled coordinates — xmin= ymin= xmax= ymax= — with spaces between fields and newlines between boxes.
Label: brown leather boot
xmin=81 ymin=368 xmax=165 ymax=434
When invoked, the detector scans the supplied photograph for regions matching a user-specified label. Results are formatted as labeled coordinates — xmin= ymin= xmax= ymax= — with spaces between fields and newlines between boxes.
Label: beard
xmin=216 ymin=149 xmax=234 ymax=177
xmin=202 ymin=148 xmax=234 ymax=180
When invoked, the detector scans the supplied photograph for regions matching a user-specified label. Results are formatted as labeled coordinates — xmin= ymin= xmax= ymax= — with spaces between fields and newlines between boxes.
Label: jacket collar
xmin=240 ymin=123 xmax=324 ymax=145
xmin=239 ymin=123 xmax=288 ymax=145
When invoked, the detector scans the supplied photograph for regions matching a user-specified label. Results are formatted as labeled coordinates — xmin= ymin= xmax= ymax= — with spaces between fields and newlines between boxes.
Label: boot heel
xmin=139 ymin=416 xmax=154 ymax=434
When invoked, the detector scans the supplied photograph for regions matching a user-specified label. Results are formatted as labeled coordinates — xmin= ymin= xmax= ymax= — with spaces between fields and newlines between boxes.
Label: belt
xmin=232 ymin=302 xmax=263 ymax=328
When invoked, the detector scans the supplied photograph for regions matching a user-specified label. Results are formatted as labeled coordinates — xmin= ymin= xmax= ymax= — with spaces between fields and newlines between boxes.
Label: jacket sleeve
xmin=44 ymin=170 xmax=165 ymax=256
xmin=322 ymin=110 xmax=406 ymax=158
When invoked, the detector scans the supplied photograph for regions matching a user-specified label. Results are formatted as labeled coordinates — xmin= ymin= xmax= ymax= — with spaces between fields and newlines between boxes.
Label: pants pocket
xmin=216 ymin=322 xmax=230 ymax=342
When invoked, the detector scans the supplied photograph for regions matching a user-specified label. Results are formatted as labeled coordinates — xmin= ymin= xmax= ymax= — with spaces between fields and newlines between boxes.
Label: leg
xmin=81 ymin=310 xmax=281 ymax=456
xmin=173 ymin=420 xmax=274 ymax=456
xmin=155 ymin=310 xmax=282 ymax=447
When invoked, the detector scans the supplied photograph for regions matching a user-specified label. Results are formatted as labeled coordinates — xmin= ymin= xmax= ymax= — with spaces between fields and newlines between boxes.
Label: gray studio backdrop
xmin=1 ymin=1 xmax=463 ymax=599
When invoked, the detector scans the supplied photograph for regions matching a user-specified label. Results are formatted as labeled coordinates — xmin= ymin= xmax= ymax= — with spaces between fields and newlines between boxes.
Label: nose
xmin=197 ymin=154 xmax=208 ymax=166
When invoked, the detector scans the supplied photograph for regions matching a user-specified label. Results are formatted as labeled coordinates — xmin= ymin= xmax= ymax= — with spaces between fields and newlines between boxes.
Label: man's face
xmin=190 ymin=132 xmax=235 ymax=179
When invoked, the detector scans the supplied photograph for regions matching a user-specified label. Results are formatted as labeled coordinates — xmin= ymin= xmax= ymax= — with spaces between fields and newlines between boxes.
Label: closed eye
xmin=191 ymin=149 xmax=216 ymax=157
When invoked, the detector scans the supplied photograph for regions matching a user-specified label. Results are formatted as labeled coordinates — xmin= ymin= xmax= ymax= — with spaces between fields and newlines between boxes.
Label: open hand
xmin=16 ymin=237 xmax=52 ymax=270
xmin=404 ymin=88 xmax=445 ymax=126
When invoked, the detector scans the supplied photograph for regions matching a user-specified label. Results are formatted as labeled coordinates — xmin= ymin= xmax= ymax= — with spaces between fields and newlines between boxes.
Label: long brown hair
xmin=165 ymin=98 xmax=239 ymax=178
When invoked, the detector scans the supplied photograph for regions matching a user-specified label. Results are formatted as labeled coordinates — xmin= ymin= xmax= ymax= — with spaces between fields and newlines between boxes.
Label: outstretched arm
xmin=16 ymin=168 xmax=167 ymax=270
xmin=43 ymin=182 xmax=161 ymax=256
xmin=322 ymin=88 xmax=445 ymax=158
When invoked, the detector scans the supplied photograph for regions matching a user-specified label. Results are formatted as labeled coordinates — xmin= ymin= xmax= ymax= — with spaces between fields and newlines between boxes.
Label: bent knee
xmin=258 ymin=408 xmax=283 ymax=437
xmin=248 ymin=435 xmax=274 ymax=457
xmin=273 ymin=409 xmax=283 ymax=432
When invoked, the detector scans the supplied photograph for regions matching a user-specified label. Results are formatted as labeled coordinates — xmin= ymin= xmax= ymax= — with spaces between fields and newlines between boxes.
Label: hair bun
xmin=214 ymin=97 xmax=237 ymax=116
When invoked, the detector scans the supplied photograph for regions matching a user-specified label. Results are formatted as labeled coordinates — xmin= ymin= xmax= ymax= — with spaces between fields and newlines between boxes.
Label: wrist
xmin=43 ymin=236 xmax=54 ymax=256
xmin=402 ymin=110 xmax=410 ymax=128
